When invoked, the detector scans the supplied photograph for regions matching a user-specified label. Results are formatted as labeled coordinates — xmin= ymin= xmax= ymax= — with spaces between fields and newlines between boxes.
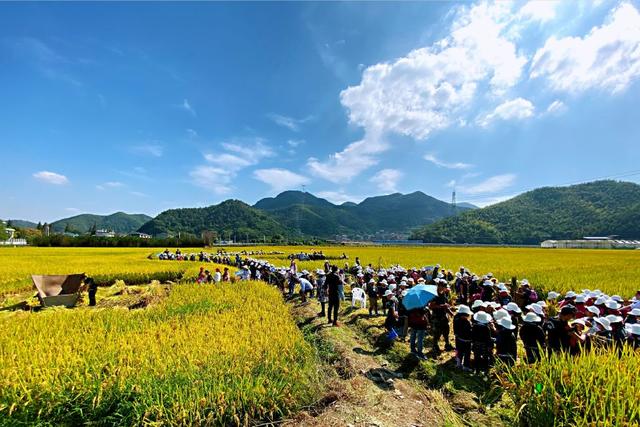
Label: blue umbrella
xmin=402 ymin=284 xmax=438 ymax=310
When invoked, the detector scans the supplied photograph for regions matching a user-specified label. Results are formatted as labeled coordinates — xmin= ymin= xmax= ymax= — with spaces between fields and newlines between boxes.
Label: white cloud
xmin=129 ymin=191 xmax=149 ymax=198
xmin=546 ymin=99 xmax=567 ymax=114
xmin=369 ymin=169 xmax=403 ymax=193
xmin=186 ymin=128 xmax=198 ymax=138
xmin=253 ymin=168 xmax=310 ymax=193
xmin=463 ymin=193 xmax=517 ymax=207
xmin=222 ymin=139 xmax=274 ymax=161
xmin=424 ymin=154 xmax=473 ymax=170
xmin=65 ymin=207 xmax=81 ymax=213
xmin=96 ymin=181 xmax=124 ymax=191
xmin=340 ymin=3 xmax=526 ymax=141
xmin=189 ymin=166 xmax=233 ymax=195
xmin=530 ymin=2 xmax=640 ymax=94
xmin=518 ymin=1 xmax=558 ymax=23
xmin=33 ymin=171 xmax=69 ymax=185
xmin=203 ymin=139 xmax=274 ymax=171
xmin=204 ymin=153 xmax=253 ymax=170
xmin=132 ymin=143 xmax=163 ymax=157
xmin=267 ymin=114 xmax=313 ymax=131
xmin=316 ymin=190 xmax=363 ymax=205
xmin=8 ymin=37 xmax=82 ymax=86
xmin=287 ymin=139 xmax=305 ymax=148
xmin=307 ymin=131 xmax=387 ymax=183
xmin=193 ymin=138 xmax=275 ymax=194
xmin=182 ymin=99 xmax=196 ymax=116
xmin=477 ymin=97 xmax=535 ymax=127
xmin=460 ymin=174 xmax=516 ymax=195
xmin=311 ymin=3 xmax=528 ymax=183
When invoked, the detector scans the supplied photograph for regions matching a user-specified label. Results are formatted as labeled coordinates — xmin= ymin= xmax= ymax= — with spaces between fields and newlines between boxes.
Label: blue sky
xmin=1 ymin=1 xmax=640 ymax=222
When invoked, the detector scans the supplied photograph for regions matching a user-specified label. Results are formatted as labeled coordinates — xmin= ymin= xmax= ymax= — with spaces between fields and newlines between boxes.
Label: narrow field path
xmin=286 ymin=301 xmax=467 ymax=427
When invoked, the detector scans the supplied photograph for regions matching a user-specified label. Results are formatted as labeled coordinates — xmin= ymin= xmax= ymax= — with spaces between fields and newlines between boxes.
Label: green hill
xmin=138 ymin=191 xmax=468 ymax=239
xmin=51 ymin=212 xmax=152 ymax=234
xmin=253 ymin=190 xmax=470 ymax=238
xmin=354 ymin=191 xmax=470 ymax=232
xmin=138 ymin=200 xmax=287 ymax=240
xmin=411 ymin=180 xmax=640 ymax=244
xmin=6 ymin=220 xmax=38 ymax=229
xmin=254 ymin=191 xmax=369 ymax=237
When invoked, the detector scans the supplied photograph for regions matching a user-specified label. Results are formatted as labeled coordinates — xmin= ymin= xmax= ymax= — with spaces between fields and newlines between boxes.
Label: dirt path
xmin=286 ymin=302 xmax=465 ymax=427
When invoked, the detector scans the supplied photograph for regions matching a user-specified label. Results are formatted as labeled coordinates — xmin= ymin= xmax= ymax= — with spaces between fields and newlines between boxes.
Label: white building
xmin=95 ymin=229 xmax=116 ymax=238
xmin=541 ymin=236 xmax=640 ymax=249
xmin=0 ymin=227 xmax=27 ymax=246
xmin=129 ymin=232 xmax=151 ymax=239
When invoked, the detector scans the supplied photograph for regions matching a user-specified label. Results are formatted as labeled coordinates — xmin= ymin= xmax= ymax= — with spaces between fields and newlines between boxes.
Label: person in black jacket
xmin=325 ymin=265 xmax=344 ymax=326
xmin=453 ymin=305 xmax=473 ymax=371
xmin=545 ymin=305 xmax=577 ymax=354
xmin=520 ymin=312 xmax=545 ymax=363
xmin=429 ymin=281 xmax=454 ymax=353
xmin=86 ymin=277 xmax=98 ymax=307
xmin=495 ymin=317 xmax=517 ymax=366
xmin=366 ymin=279 xmax=379 ymax=317
xmin=472 ymin=311 xmax=495 ymax=376
xmin=608 ymin=315 xmax=628 ymax=353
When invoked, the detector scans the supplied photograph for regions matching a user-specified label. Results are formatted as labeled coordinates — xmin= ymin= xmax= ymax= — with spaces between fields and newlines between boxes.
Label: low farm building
xmin=94 ymin=229 xmax=115 ymax=238
xmin=541 ymin=237 xmax=640 ymax=249
xmin=129 ymin=232 xmax=151 ymax=239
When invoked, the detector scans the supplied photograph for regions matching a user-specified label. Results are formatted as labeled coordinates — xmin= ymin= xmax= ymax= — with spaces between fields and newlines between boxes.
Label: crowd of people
xmin=158 ymin=249 xmax=640 ymax=373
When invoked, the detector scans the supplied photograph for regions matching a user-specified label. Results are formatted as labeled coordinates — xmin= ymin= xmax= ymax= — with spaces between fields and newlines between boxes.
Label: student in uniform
xmin=520 ymin=312 xmax=545 ymax=363
xmin=495 ymin=317 xmax=517 ymax=366
xmin=472 ymin=311 xmax=495 ymax=376
xmin=453 ymin=305 xmax=473 ymax=371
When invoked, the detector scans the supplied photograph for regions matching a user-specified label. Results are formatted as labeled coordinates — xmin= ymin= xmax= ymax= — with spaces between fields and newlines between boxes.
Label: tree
xmin=37 ymin=222 xmax=43 ymax=231
xmin=89 ymin=222 xmax=97 ymax=235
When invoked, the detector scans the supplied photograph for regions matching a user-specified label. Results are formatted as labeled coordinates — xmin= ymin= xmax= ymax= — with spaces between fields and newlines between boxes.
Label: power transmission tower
xmin=298 ymin=184 xmax=306 ymax=237
xmin=451 ymin=189 xmax=457 ymax=212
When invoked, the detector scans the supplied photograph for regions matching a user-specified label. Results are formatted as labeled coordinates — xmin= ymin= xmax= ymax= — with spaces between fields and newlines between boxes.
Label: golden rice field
xmin=2 ymin=245 xmax=639 ymax=297
xmin=0 ymin=282 xmax=318 ymax=426
xmin=500 ymin=347 xmax=640 ymax=426
xmin=0 ymin=247 xmax=210 ymax=296
xmin=1 ymin=245 xmax=639 ymax=426
xmin=242 ymin=245 xmax=640 ymax=297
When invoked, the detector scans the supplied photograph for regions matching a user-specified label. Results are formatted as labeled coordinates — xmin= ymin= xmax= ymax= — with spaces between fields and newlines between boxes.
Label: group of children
xmin=161 ymin=250 xmax=640 ymax=373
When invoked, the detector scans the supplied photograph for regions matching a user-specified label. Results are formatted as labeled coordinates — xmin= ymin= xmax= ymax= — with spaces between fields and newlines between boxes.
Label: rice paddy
xmin=0 ymin=282 xmax=318 ymax=426
xmin=1 ymin=245 xmax=638 ymax=425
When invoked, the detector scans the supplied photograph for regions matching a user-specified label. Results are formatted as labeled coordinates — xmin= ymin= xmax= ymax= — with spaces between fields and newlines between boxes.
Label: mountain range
xmin=139 ymin=191 xmax=472 ymax=239
xmin=8 ymin=180 xmax=639 ymax=244
xmin=411 ymin=180 xmax=640 ymax=244
xmin=50 ymin=212 xmax=152 ymax=234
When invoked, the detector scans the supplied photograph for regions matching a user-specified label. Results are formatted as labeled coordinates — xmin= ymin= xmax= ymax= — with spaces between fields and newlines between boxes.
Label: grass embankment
xmin=0 ymin=282 xmax=319 ymax=426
